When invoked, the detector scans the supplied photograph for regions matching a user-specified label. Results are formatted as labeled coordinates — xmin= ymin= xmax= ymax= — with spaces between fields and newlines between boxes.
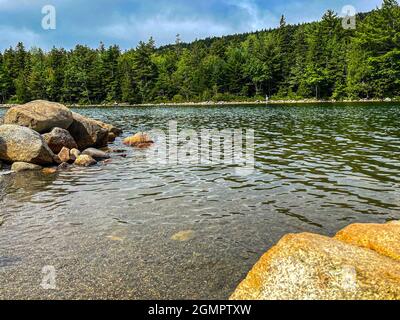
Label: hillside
xmin=0 ymin=0 xmax=399 ymax=104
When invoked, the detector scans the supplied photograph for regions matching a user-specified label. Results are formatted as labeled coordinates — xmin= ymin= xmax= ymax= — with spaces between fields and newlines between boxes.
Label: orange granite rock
xmin=123 ymin=132 xmax=154 ymax=148
xmin=230 ymin=232 xmax=400 ymax=300
xmin=335 ymin=221 xmax=400 ymax=262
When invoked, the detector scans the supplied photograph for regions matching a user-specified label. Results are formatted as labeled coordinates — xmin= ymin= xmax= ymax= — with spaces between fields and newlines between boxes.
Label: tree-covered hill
xmin=0 ymin=0 xmax=399 ymax=105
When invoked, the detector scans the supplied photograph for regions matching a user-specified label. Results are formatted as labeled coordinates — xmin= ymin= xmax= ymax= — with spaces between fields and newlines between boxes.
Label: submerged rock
xmin=0 ymin=125 xmax=55 ymax=165
xmin=11 ymin=162 xmax=42 ymax=173
xmin=42 ymin=127 xmax=78 ymax=154
xmin=4 ymin=100 xmax=73 ymax=133
xmin=74 ymin=154 xmax=97 ymax=167
xmin=82 ymin=148 xmax=110 ymax=160
xmin=123 ymin=132 xmax=154 ymax=148
xmin=231 ymin=225 xmax=400 ymax=300
xmin=171 ymin=230 xmax=195 ymax=242
xmin=68 ymin=112 xmax=109 ymax=150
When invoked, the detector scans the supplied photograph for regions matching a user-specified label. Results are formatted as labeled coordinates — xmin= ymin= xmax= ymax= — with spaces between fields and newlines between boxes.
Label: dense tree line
xmin=0 ymin=0 xmax=399 ymax=105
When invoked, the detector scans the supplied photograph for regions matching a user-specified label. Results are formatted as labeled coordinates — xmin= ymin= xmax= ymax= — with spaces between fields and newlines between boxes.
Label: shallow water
xmin=0 ymin=104 xmax=400 ymax=299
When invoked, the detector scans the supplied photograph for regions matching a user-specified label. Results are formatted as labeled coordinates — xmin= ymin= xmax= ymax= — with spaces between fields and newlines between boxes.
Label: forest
xmin=0 ymin=0 xmax=399 ymax=105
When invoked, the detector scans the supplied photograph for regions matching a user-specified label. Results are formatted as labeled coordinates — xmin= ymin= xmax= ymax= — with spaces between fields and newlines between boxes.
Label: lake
xmin=1 ymin=103 xmax=400 ymax=299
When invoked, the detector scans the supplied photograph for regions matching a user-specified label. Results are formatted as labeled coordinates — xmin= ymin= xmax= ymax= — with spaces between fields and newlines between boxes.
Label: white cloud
xmin=100 ymin=14 xmax=236 ymax=46
xmin=224 ymin=0 xmax=279 ymax=30
xmin=0 ymin=25 xmax=43 ymax=48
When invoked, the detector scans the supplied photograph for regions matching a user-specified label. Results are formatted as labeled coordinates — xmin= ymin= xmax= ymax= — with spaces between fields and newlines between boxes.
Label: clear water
xmin=0 ymin=104 xmax=399 ymax=299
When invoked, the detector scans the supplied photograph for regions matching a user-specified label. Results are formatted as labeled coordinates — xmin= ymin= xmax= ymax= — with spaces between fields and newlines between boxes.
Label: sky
xmin=0 ymin=0 xmax=383 ymax=51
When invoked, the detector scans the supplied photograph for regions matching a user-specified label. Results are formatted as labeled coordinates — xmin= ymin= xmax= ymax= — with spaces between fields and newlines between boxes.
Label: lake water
xmin=1 ymin=104 xmax=400 ymax=299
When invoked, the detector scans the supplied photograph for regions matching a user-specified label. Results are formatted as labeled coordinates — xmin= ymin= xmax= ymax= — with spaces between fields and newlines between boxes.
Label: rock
xmin=67 ymin=112 xmax=109 ymax=150
xmin=4 ymin=100 xmax=73 ymax=133
xmin=171 ymin=230 xmax=195 ymax=242
xmin=58 ymin=162 xmax=70 ymax=170
xmin=123 ymin=132 xmax=154 ymax=148
xmin=42 ymin=167 xmax=57 ymax=175
xmin=70 ymin=148 xmax=81 ymax=161
xmin=58 ymin=147 xmax=71 ymax=163
xmin=95 ymin=120 xmax=123 ymax=136
xmin=108 ymin=132 xmax=116 ymax=142
xmin=11 ymin=162 xmax=42 ymax=173
xmin=0 ymin=117 xmax=3 ymax=125
xmin=335 ymin=221 xmax=400 ymax=262
xmin=74 ymin=154 xmax=97 ymax=167
xmin=42 ymin=127 xmax=78 ymax=154
xmin=0 ymin=125 xmax=55 ymax=165
xmin=82 ymin=148 xmax=110 ymax=160
xmin=230 ymin=232 xmax=400 ymax=300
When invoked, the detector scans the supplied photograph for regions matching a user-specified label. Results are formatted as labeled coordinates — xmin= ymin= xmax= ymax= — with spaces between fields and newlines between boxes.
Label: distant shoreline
xmin=0 ymin=98 xmax=398 ymax=109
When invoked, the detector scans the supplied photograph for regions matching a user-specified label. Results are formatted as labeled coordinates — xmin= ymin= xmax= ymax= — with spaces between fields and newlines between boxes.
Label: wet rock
xmin=74 ymin=154 xmax=97 ymax=167
xmin=42 ymin=167 xmax=57 ymax=175
xmin=82 ymin=148 xmax=110 ymax=160
xmin=95 ymin=120 xmax=123 ymax=136
xmin=58 ymin=162 xmax=70 ymax=170
xmin=0 ymin=125 xmax=55 ymax=165
xmin=11 ymin=162 xmax=42 ymax=173
xmin=108 ymin=132 xmax=116 ymax=142
xmin=123 ymin=132 xmax=154 ymax=148
xmin=335 ymin=221 xmax=400 ymax=262
xmin=4 ymin=100 xmax=73 ymax=133
xmin=42 ymin=127 xmax=78 ymax=154
xmin=58 ymin=147 xmax=71 ymax=163
xmin=67 ymin=112 xmax=109 ymax=150
xmin=171 ymin=230 xmax=195 ymax=242
xmin=230 ymin=232 xmax=400 ymax=300
xmin=70 ymin=148 xmax=81 ymax=161
xmin=112 ymin=149 xmax=127 ymax=153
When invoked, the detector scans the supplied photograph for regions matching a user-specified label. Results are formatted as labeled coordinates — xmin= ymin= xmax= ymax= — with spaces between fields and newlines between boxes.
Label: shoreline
xmin=0 ymin=98 xmax=398 ymax=109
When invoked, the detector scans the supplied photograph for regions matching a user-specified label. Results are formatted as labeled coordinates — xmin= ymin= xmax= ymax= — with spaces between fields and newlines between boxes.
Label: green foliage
xmin=0 ymin=1 xmax=398 ymax=104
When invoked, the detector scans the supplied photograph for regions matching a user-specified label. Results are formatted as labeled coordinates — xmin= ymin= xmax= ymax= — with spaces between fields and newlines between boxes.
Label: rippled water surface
xmin=1 ymin=104 xmax=400 ymax=299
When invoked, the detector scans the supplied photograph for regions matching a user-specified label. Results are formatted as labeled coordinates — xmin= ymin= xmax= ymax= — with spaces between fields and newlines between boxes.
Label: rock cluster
xmin=0 ymin=100 xmax=122 ymax=173
xmin=230 ymin=221 xmax=400 ymax=300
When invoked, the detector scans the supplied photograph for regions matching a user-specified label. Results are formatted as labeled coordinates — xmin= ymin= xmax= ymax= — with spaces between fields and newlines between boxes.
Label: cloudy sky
xmin=0 ymin=0 xmax=383 ymax=50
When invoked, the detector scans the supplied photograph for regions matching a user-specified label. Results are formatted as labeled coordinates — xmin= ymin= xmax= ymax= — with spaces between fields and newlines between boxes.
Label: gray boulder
xmin=82 ymin=148 xmax=110 ymax=160
xmin=0 ymin=124 xmax=55 ymax=165
xmin=95 ymin=120 xmax=123 ymax=136
xmin=11 ymin=162 xmax=42 ymax=173
xmin=4 ymin=100 xmax=73 ymax=133
xmin=42 ymin=127 xmax=78 ymax=154
xmin=67 ymin=112 xmax=108 ymax=150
